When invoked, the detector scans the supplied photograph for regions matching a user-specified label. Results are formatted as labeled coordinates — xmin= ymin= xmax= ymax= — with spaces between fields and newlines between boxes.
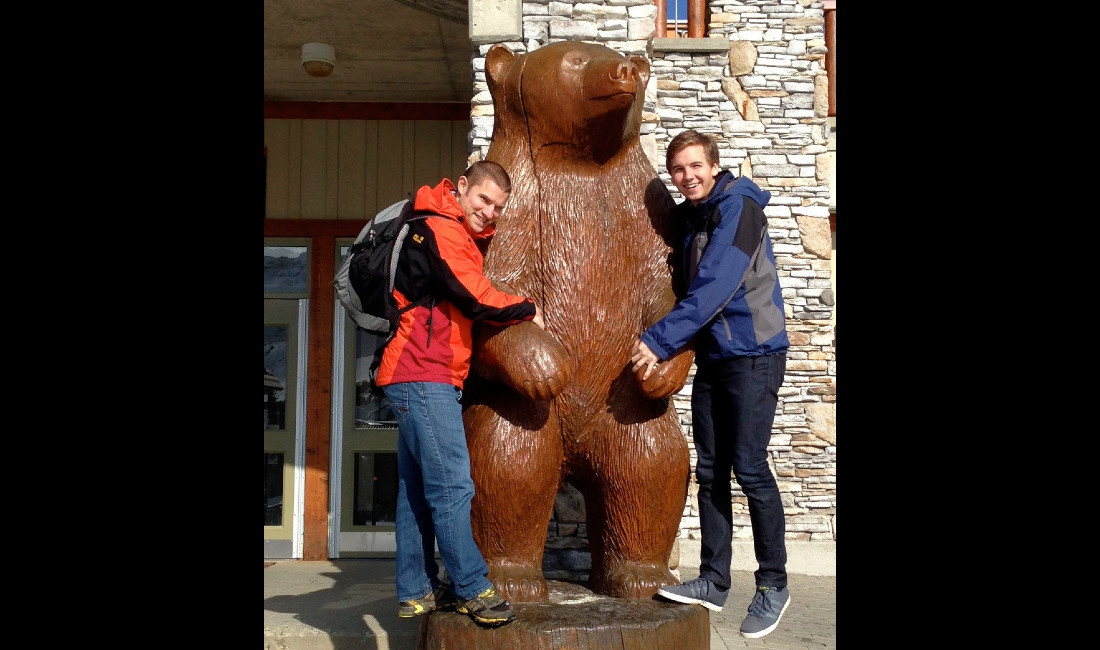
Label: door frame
xmin=264 ymin=297 xmax=310 ymax=559
xmin=330 ymin=304 xmax=400 ymax=557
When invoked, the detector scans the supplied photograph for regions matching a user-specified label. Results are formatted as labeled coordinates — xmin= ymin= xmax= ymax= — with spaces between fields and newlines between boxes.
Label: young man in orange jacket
xmin=377 ymin=161 xmax=543 ymax=627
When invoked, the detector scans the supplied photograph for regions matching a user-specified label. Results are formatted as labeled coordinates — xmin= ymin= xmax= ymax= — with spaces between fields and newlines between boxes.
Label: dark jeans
xmin=692 ymin=353 xmax=787 ymax=591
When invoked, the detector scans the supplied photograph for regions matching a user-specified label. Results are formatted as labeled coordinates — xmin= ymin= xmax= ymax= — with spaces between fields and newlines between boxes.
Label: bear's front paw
xmin=489 ymin=567 xmax=549 ymax=603
xmin=594 ymin=561 xmax=679 ymax=599
xmin=635 ymin=348 xmax=693 ymax=399
xmin=519 ymin=364 xmax=571 ymax=400
xmin=636 ymin=363 xmax=685 ymax=399
xmin=476 ymin=325 xmax=574 ymax=399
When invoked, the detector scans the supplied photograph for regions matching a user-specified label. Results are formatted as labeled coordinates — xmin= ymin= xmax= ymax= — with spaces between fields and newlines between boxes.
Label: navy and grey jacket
xmin=640 ymin=171 xmax=789 ymax=365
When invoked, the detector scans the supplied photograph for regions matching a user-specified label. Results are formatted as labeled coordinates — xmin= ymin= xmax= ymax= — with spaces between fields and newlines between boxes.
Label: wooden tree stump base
xmin=417 ymin=580 xmax=709 ymax=650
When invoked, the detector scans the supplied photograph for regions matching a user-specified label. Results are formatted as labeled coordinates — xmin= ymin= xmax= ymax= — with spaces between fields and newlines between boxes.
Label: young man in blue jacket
xmin=631 ymin=130 xmax=790 ymax=639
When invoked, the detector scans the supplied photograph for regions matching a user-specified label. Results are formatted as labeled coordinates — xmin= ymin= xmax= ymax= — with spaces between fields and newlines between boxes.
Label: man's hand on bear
xmin=631 ymin=340 xmax=661 ymax=379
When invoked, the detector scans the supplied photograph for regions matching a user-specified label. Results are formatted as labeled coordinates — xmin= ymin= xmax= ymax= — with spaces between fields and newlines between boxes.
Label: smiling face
xmin=668 ymin=144 xmax=721 ymax=206
xmin=456 ymin=175 xmax=509 ymax=234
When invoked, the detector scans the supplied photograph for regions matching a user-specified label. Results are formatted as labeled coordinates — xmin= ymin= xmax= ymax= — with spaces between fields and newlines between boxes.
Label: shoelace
xmin=746 ymin=588 xmax=774 ymax=616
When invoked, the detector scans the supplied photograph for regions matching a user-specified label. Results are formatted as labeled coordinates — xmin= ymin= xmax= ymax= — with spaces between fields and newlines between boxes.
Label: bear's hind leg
xmin=598 ymin=560 xmax=680 ymax=599
xmin=464 ymin=397 xmax=564 ymax=603
xmin=584 ymin=415 xmax=690 ymax=599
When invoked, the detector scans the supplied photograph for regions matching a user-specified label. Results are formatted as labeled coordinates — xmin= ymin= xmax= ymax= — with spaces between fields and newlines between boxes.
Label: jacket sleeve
xmin=417 ymin=218 xmax=536 ymax=325
xmin=641 ymin=195 xmax=766 ymax=359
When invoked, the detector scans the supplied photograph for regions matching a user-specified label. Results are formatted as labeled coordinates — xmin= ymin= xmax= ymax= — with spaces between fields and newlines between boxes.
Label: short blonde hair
xmin=665 ymin=129 xmax=720 ymax=172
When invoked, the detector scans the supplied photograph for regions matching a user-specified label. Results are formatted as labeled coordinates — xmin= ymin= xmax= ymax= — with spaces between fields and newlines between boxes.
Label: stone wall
xmin=468 ymin=0 xmax=835 ymax=581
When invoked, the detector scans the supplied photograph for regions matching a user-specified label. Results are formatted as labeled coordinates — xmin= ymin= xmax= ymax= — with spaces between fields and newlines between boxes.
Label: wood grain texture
xmin=464 ymin=42 xmax=694 ymax=603
xmin=417 ymin=581 xmax=709 ymax=650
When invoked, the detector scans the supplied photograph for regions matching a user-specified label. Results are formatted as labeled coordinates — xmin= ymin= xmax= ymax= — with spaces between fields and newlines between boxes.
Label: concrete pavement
xmin=264 ymin=541 xmax=835 ymax=649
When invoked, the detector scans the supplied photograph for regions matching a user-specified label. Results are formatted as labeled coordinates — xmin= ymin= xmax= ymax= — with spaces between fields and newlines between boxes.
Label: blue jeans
xmin=382 ymin=382 xmax=493 ymax=602
xmin=691 ymin=354 xmax=787 ymax=591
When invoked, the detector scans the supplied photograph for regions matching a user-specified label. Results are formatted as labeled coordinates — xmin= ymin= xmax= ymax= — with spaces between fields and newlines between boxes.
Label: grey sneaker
xmin=739 ymin=586 xmax=791 ymax=638
xmin=656 ymin=577 xmax=728 ymax=611
xmin=455 ymin=587 xmax=516 ymax=627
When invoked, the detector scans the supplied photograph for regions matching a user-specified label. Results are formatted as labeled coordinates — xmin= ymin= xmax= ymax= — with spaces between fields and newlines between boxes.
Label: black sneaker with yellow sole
xmin=398 ymin=584 xmax=458 ymax=618
xmin=455 ymin=587 xmax=516 ymax=626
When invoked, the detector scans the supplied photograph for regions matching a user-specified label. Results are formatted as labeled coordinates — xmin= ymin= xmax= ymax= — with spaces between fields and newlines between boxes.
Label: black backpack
xmin=333 ymin=199 xmax=441 ymax=385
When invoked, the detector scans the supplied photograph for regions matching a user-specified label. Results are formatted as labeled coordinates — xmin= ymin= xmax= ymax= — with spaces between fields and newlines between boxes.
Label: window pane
xmin=353 ymin=452 xmax=398 ymax=525
xmin=264 ymin=326 xmax=288 ymax=430
xmin=667 ymin=0 xmax=687 ymax=21
xmin=264 ymin=452 xmax=284 ymax=526
xmin=339 ymin=243 xmax=397 ymax=428
xmin=264 ymin=245 xmax=308 ymax=293
xmin=355 ymin=326 xmax=396 ymax=427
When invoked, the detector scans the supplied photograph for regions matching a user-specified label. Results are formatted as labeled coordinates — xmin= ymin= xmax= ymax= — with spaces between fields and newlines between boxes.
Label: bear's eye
xmin=572 ymin=57 xmax=585 ymax=66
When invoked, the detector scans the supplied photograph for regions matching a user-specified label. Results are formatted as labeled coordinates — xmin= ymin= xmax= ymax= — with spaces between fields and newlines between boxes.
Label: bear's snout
xmin=612 ymin=60 xmax=643 ymax=83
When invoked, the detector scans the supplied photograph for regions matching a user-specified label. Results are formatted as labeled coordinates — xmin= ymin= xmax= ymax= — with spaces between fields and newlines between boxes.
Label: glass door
xmin=264 ymin=299 xmax=305 ymax=558
xmin=264 ymin=239 xmax=310 ymax=559
xmin=331 ymin=242 xmax=400 ymax=557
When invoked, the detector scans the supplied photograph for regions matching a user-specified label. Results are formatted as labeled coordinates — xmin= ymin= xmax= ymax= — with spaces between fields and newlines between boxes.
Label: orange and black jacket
xmin=374 ymin=178 xmax=536 ymax=390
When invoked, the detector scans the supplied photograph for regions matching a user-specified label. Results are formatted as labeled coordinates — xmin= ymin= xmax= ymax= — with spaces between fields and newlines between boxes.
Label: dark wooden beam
xmin=263 ymin=219 xmax=364 ymax=238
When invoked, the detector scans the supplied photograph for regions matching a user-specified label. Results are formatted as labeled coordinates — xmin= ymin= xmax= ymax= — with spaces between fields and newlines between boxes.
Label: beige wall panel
xmin=264 ymin=118 xmax=470 ymax=221
xmin=265 ymin=120 xmax=291 ymax=219
xmin=337 ymin=121 xmax=367 ymax=220
xmin=377 ymin=124 xmax=407 ymax=205
xmin=402 ymin=122 xmax=416 ymax=194
xmin=413 ymin=121 xmax=440 ymax=188
xmin=363 ymin=121 xmax=380 ymax=217
xmin=445 ymin=126 xmax=458 ymax=179
xmin=452 ymin=125 xmax=468 ymax=177
xmin=420 ymin=122 xmax=453 ymax=195
xmin=288 ymin=121 xmax=303 ymax=217
xmin=300 ymin=120 xmax=329 ymax=219
xmin=325 ymin=123 xmax=340 ymax=218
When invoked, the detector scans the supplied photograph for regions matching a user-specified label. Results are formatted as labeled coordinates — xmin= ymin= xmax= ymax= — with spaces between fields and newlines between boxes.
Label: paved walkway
xmin=264 ymin=559 xmax=835 ymax=649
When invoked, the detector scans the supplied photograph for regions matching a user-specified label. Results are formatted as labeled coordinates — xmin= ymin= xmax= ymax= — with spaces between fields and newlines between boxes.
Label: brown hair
xmin=462 ymin=160 xmax=512 ymax=194
xmin=665 ymin=129 xmax=720 ymax=172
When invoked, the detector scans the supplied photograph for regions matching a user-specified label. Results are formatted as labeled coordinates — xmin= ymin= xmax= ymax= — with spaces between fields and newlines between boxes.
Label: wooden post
xmin=688 ymin=0 xmax=705 ymax=38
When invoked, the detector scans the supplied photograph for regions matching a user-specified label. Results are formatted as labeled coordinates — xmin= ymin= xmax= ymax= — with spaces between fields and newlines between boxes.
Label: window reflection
xmin=264 ymin=452 xmax=284 ymax=526
xmin=355 ymin=328 xmax=395 ymax=426
xmin=264 ymin=245 xmax=308 ymax=293
xmin=264 ymin=326 xmax=288 ymax=430
xmin=339 ymin=244 xmax=396 ymax=428
xmin=353 ymin=452 xmax=398 ymax=525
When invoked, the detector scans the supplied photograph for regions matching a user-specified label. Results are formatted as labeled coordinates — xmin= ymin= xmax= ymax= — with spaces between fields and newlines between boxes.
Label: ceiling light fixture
xmin=301 ymin=43 xmax=335 ymax=78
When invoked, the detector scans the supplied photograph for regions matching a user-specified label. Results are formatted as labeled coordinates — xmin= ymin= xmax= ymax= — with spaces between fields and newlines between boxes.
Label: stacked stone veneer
xmin=468 ymin=0 xmax=835 ymax=581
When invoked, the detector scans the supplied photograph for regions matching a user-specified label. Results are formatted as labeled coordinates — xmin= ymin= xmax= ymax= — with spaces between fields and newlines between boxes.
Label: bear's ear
xmin=486 ymin=43 xmax=516 ymax=92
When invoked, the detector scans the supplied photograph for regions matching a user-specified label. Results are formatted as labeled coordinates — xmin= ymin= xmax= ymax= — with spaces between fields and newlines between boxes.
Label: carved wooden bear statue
xmin=462 ymin=41 xmax=697 ymax=602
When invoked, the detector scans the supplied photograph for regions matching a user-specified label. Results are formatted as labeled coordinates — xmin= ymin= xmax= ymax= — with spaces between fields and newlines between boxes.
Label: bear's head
xmin=485 ymin=41 xmax=651 ymax=165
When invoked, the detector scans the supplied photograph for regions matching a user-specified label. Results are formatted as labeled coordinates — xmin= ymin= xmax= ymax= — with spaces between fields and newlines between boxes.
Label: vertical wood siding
xmin=264 ymin=119 xmax=471 ymax=221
